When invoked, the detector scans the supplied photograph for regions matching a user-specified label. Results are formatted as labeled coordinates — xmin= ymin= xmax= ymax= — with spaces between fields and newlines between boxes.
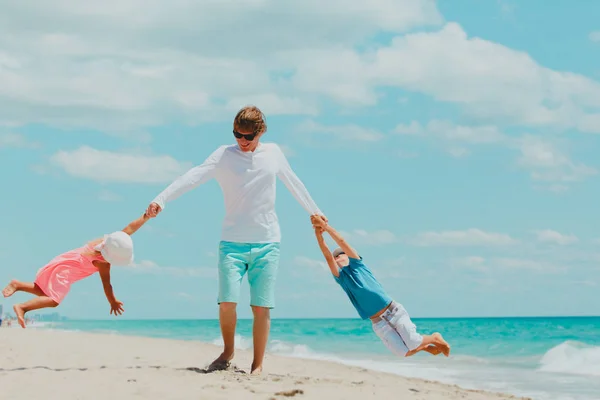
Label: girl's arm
xmin=97 ymin=263 xmax=124 ymax=315
xmin=314 ymin=227 xmax=339 ymax=277
xmin=122 ymin=212 xmax=150 ymax=236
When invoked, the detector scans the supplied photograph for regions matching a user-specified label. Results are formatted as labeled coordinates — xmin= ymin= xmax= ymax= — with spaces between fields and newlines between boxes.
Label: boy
xmin=311 ymin=215 xmax=450 ymax=358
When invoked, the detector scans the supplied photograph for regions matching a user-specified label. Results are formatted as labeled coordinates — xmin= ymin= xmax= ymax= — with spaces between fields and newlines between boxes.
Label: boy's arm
xmin=322 ymin=222 xmax=360 ymax=260
xmin=122 ymin=212 xmax=150 ymax=236
xmin=315 ymin=228 xmax=339 ymax=277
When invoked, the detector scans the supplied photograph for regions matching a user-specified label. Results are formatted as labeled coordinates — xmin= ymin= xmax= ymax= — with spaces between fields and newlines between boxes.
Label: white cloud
xmin=294 ymin=256 xmax=329 ymax=272
xmin=395 ymin=120 xmax=500 ymax=157
xmin=395 ymin=121 xmax=596 ymax=187
xmin=294 ymin=23 xmax=600 ymax=133
xmin=339 ymin=229 xmax=398 ymax=246
xmin=49 ymin=145 xmax=192 ymax=183
xmin=131 ymin=260 xmax=216 ymax=278
xmin=0 ymin=0 xmax=442 ymax=131
xmin=570 ymin=280 xmax=597 ymax=287
xmin=299 ymin=120 xmax=385 ymax=142
xmin=492 ymin=257 xmax=566 ymax=273
xmin=516 ymin=135 xmax=597 ymax=184
xmin=453 ymin=256 xmax=487 ymax=271
xmin=497 ymin=0 xmax=516 ymax=16
xmin=454 ymin=255 xmax=565 ymax=273
xmin=447 ymin=147 xmax=470 ymax=158
xmin=395 ymin=120 xmax=506 ymax=144
xmin=3 ymin=3 xmax=599 ymax=143
xmin=397 ymin=149 xmax=419 ymax=159
xmin=534 ymin=229 xmax=578 ymax=245
xmin=410 ymin=228 xmax=517 ymax=246
xmin=536 ymin=184 xmax=569 ymax=193
xmin=98 ymin=190 xmax=121 ymax=202
xmin=226 ymin=95 xmax=318 ymax=117
xmin=143 ymin=225 xmax=175 ymax=238
xmin=0 ymin=132 xmax=40 ymax=148
xmin=382 ymin=258 xmax=406 ymax=268
xmin=590 ymin=31 xmax=600 ymax=43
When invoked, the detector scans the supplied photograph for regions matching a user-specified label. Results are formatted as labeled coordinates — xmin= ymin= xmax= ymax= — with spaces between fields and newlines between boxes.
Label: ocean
xmin=35 ymin=316 xmax=600 ymax=400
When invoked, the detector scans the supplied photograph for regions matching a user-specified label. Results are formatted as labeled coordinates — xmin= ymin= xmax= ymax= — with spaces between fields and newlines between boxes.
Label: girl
xmin=2 ymin=212 xmax=149 ymax=328
xmin=310 ymin=215 xmax=451 ymax=358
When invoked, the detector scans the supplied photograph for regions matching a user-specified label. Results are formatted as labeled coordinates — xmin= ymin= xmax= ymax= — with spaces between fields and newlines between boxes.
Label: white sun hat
xmin=94 ymin=231 xmax=134 ymax=266
xmin=332 ymin=247 xmax=345 ymax=257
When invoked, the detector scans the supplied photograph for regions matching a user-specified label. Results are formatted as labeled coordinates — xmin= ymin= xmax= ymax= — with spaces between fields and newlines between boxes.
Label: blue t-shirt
xmin=334 ymin=257 xmax=392 ymax=319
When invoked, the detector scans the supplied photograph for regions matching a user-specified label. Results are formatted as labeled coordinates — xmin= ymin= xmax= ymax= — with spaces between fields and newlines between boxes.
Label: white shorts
xmin=371 ymin=301 xmax=423 ymax=357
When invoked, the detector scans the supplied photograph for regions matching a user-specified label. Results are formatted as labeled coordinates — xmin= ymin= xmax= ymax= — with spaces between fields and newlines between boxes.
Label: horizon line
xmin=30 ymin=314 xmax=600 ymax=321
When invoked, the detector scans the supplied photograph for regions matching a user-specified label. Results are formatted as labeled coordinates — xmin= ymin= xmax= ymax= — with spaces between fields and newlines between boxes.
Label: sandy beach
xmin=0 ymin=329 xmax=530 ymax=400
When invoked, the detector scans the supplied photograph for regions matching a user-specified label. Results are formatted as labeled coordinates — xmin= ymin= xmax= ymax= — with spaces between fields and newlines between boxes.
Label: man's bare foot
xmin=207 ymin=351 xmax=234 ymax=372
xmin=13 ymin=305 xmax=26 ymax=328
xmin=250 ymin=364 xmax=263 ymax=375
xmin=432 ymin=333 xmax=450 ymax=356
xmin=3 ymin=280 xmax=18 ymax=298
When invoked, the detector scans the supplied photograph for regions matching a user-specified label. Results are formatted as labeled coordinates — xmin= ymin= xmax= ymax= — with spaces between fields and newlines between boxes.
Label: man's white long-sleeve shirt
xmin=152 ymin=142 xmax=323 ymax=243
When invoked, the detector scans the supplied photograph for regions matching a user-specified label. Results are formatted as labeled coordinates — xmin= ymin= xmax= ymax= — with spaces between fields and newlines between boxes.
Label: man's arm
xmin=275 ymin=145 xmax=325 ymax=217
xmin=314 ymin=227 xmax=339 ymax=277
xmin=314 ymin=216 xmax=360 ymax=260
xmin=122 ymin=212 xmax=150 ymax=236
xmin=149 ymin=146 xmax=226 ymax=214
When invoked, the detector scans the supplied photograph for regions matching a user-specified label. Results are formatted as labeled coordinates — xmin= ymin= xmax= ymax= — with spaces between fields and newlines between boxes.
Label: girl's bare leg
xmin=13 ymin=296 xmax=58 ymax=328
xmin=3 ymin=280 xmax=45 ymax=297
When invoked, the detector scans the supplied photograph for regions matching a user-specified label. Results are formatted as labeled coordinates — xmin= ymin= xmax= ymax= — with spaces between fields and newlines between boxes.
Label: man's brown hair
xmin=233 ymin=105 xmax=267 ymax=135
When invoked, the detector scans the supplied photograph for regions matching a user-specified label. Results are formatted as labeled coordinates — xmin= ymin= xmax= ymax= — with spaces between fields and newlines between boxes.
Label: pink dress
xmin=34 ymin=243 xmax=106 ymax=304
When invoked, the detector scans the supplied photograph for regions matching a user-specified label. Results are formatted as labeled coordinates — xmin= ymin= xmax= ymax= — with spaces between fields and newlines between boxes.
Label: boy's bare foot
xmin=432 ymin=332 xmax=451 ymax=356
xmin=13 ymin=305 xmax=26 ymax=328
xmin=3 ymin=280 xmax=18 ymax=298
xmin=250 ymin=364 xmax=263 ymax=375
xmin=424 ymin=345 xmax=443 ymax=356
xmin=207 ymin=352 xmax=234 ymax=372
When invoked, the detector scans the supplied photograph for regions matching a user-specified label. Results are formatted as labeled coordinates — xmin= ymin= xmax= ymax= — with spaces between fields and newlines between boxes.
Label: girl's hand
xmin=110 ymin=300 xmax=125 ymax=316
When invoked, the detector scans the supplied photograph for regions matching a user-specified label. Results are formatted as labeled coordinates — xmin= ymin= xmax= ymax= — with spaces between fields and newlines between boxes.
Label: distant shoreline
xmin=36 ymin=314 xmax=600 ymax=322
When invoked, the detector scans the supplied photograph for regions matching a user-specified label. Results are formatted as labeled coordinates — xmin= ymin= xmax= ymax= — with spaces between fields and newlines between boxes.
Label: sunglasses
xmin=233 ymin=130 xmax=257 ymax=141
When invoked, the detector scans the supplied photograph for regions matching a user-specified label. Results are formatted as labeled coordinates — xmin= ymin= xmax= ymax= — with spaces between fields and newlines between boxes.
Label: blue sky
xmin=1 ymin=0 xmax=599 ymax=320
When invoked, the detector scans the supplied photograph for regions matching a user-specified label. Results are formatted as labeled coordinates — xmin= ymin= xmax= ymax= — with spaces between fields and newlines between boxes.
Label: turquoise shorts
xmin=217 ymin=241 xmax=281 ymax=308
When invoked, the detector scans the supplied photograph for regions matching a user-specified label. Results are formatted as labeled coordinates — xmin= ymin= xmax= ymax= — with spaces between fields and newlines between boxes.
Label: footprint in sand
xmin=274 ymin=389 xmax=304 ymax=397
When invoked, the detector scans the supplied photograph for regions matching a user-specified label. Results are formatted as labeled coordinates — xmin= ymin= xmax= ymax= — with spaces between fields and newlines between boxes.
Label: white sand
xmin=0 ymin=329 xmax=530 ymax=400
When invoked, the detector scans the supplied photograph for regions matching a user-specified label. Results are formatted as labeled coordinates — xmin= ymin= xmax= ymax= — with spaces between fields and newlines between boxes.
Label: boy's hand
xmin=311 ymin=214 xmax=327 ymax=229
xmin=110 ymin=300 xmax=125 ymax=316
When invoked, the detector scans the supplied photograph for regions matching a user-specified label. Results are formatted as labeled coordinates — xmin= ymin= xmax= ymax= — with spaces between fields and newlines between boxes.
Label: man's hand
xmin=110 ymin=300 xmax=125 ymax=316
xmin=146 ymin=202 xmax=162 ymax=218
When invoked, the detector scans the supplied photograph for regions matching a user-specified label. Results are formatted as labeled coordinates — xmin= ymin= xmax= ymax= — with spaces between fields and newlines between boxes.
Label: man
xmin=146 ymin=105 xmax=325 ymax=374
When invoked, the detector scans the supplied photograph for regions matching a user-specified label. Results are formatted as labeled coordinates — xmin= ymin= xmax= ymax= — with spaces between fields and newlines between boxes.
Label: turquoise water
xmin=40 ymin=317 xmax=600 ymax=400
